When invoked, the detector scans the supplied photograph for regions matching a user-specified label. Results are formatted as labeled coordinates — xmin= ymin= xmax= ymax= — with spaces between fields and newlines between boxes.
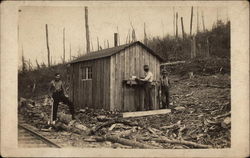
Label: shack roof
xmin=70 ymin=41 xmax=164 ymax=64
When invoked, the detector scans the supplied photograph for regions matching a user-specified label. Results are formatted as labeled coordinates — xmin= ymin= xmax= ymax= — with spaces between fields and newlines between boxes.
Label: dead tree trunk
xmin=176 ymin=12 xmax=178 ymax=38
xmin=173 ymin=7 xmax=175 ymax=36
xmin=69 ymin=43 xmax=72 ymax=61
xmin=21 ymin=45 xmax=26 ymax=72
xmin=36 ymin=59 xmax=40 ymax=69
xmin=197 ymin=7 xmax=200 ymax=33
xmin=50 ymin=55 xmax=53 ymax=65
xmin=63 ymin=27 xmax=65 ymax=64
xmin=190 ymin=6 xmax=193 ymax=36
xmin=85 ymin=6 xmax=90 ymax=53
xmin=206 ymin=37 xmax=210 ymax=58
xmin=181 ymin=17 xmax=185 ymax=39
xmin=191 ymin=36 xmax=196 ymax=59
xmin=97 ymin=37 xmax=100 ymax=50
xmin=45 ymin=24 xmax=50 ymax=67
xmin=107 ymin=40 xmax=109 ymax=48
xmin=116 ymin=26 xmax=120 ymax=46
xmin=144 ymin=23 xmax=148 ymax=45
xmin=91 ymin=40 xmax=94 ymax=51
xmin=28 ymin=59 xmax=31 ymax=71
xmin=202 ymin=10 xmax=205 ymax=32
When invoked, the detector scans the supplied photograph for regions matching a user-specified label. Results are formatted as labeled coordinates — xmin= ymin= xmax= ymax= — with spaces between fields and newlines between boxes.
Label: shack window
xmin=81 ymin=66 xmax=92 ymax=80
xmin=86 ymin=67 xmax=92 ymax=79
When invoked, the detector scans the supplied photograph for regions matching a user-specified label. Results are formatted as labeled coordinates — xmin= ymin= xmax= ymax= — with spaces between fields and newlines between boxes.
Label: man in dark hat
xmin=48 ymin=73 xmax=75 ymax=123
xmin=139 ymin=65 xmax=153 ymax=110
xmin=160 ymin=69 xmax=170 ymax=109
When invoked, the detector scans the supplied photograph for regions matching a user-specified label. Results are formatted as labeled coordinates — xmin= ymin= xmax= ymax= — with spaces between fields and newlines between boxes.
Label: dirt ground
xmin=19 ymin=73 xmax=231 ymax=149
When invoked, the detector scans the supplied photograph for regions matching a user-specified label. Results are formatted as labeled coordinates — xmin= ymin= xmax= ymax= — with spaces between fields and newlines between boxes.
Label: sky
xmin=18 ymin=4 xmax=229 ymax=67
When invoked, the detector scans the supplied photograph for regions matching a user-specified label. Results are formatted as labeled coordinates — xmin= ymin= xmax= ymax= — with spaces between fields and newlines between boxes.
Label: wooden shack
xmin=69 ymin=41 xmax=164 ymax=112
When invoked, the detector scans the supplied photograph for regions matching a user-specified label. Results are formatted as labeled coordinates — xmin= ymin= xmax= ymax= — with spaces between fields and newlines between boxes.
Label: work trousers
xmin=144 ymin=82 xmax=153 ymax=110
xmin=161 ymin=86 xmax=170 ymax=109
xmin=52 ymin=91 xmax=75 ymax=121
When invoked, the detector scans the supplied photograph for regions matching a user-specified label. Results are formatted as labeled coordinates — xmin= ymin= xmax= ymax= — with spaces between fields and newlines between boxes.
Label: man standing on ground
xmin=48 ymin=73 xmax=75 ymax=123
xmin=140 ymin=65 xmax=153 ymax=110
xmin=160 ymin=69 xmax=170 ymax=109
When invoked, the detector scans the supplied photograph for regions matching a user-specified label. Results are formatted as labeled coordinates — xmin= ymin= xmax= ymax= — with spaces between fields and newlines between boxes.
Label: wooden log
xmin=57 ymin=112 xmax=72 ymax=124
xmin=160 ymin=61 xmax=185 ymax=66
xmin=98 ymin=135 xmax=160 ymax=149
xmin=143 ymin=136 xmax=212 ymax=148
xmin=122 ymin=109 xmax=171 ymax=118
xmin=213 ymin=112 xmax=231 ymax=119
xmin=221 ymin=117 xmax=231 ymax=129
xmin=89 ymin=119 xmax=138 ymax=135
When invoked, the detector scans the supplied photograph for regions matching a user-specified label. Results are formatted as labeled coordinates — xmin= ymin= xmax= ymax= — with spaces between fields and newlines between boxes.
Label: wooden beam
xmin=122 ymin=109 xmax=171 ymax=118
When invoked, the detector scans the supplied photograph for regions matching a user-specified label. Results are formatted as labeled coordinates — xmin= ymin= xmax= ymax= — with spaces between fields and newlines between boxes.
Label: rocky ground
xmin=18 ymin=73 xmax=231 ymax=149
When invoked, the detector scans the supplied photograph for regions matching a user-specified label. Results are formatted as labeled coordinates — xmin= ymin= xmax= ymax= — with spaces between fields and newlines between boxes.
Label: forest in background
xmin=18 ymin=20 xmax=230 ymax=99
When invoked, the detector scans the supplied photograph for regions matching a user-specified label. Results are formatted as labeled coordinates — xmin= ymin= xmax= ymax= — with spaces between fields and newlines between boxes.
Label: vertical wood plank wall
xmin=71 ymin=43 xmax=161 ymax=112
xmin=110 ymin=44 xmax=161 ymax=111
xmin=71 ymin=57 xmax=110 ymax=110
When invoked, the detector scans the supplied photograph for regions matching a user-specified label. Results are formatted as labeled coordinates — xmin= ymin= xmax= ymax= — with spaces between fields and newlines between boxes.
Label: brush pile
xmin=18 ymin=74 xmax=230 ymax=148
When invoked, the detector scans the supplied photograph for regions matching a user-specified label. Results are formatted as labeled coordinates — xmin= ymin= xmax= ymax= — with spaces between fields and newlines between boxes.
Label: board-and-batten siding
xmin=71 ymin=57 xmax=110 ymax=110
xmin=110 ymin=44 xmax=161 ymax=111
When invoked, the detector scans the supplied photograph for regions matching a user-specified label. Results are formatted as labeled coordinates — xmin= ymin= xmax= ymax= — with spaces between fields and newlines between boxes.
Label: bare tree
xmin=181 ymin=17 xmax=185 ymax=39
xmin=69 ymin=43 xmax=72 ymax=61
xmin=197 ymin=7 xmax=200 ymax=33
xmin=85 ymin=6 xmax=90 ymax=53
xmin=202 ymin=10 xmax=206 ymax=32
xmin=144 ymin=22 xmax=148 ymax=45
xmin=97 ymin=37 xmax=100 ymax=50
xmin=190 ymin=6 xmax=193 ymax=36
xmin=173 ymin=7 xmax=175 ymax=36
xmin=45 ymin=24 xmax=50 ymax=67
xmin=36 ymin=59 xmax=40 ymax=69
xmin=63 ymin=27 xmax=66 ymax=63
xmin=176 ymin=12 xmax=178 ymax=38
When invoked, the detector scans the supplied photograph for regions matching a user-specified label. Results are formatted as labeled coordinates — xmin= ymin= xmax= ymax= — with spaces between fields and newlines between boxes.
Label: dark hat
xmin=55 ymin=73 xmax=61 ymax=79
xmin=143 ymin=65 xmax=149 ymax=70
xmin=162 ymin=69 xmax=167 ymax=74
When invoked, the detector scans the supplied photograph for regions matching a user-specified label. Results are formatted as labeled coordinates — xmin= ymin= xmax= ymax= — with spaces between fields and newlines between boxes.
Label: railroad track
xmin=18 ymin=117 xmax=61 ymax=148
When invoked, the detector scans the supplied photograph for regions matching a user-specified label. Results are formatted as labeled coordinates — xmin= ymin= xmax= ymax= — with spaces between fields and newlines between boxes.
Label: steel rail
xmin=18 ymin=124 xmax=61 ymax=148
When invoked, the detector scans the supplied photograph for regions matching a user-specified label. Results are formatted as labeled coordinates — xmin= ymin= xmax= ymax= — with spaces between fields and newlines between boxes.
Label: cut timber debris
xmin=123 ymin=109 xmax=171 ymax=118
xmin=213 ymin=112 xmax=231 ymax=119
xmin=140 ymin=136 xmax=212 ymax=148
xmin=221 ymin=117 xmax=231 ymax=129
xmin=89 ymin=119 xmax=138 ymax=135
xmin=160 ymin=61 xmax=186 ymax=66
xmin=96 ymin=135 xmax=161 ymax=149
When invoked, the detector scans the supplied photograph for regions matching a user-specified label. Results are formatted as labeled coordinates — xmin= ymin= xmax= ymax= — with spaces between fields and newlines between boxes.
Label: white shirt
xmin=144 ymin=71 xmax=153 ymax=82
